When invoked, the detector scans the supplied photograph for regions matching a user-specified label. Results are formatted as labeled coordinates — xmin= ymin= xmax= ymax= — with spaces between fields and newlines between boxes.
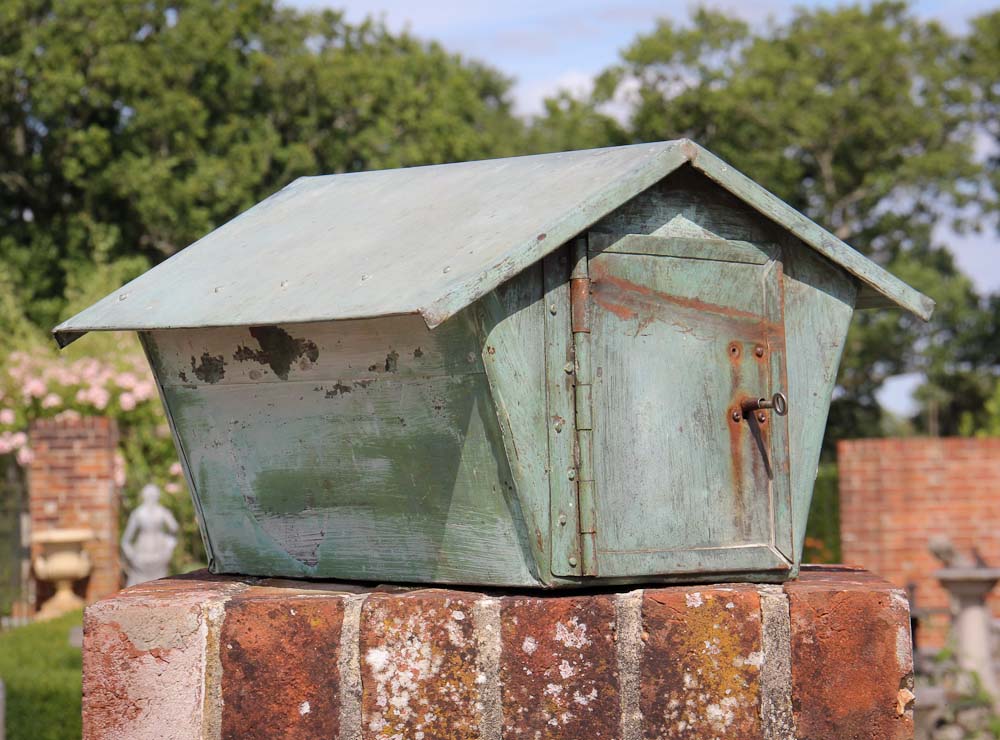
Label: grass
xmin=0 ymin=610 xmax=82 ymax=740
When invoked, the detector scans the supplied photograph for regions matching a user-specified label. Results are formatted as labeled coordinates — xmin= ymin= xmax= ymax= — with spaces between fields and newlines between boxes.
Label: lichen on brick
xmin=361 ymin=594 xmax=479 ymax=740
xmin=642 ymin=587 xmax=763 ymax=738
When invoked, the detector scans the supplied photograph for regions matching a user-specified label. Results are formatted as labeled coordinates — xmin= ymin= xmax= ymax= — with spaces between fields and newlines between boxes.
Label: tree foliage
xmin=0 ymin=0 xmax=523 ymax=331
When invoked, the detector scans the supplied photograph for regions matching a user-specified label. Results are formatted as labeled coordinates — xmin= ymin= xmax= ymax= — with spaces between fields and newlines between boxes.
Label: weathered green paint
xmin=60 ymin=141 xmax=934 ymax=588
xmin=474 ymin=265 xmax=551 ymax=577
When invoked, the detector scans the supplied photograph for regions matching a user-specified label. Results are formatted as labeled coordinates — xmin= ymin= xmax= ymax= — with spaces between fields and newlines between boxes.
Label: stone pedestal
xmin=82 ymin=566 xmax=914 ymax=740
xmin=936 ymin=567 xmax=1000 ymax=706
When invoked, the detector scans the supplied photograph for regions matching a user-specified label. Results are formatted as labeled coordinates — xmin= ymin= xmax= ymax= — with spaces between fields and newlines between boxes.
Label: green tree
xmin=534 ymin=2 xmax=993 ymax=444
xmin=0 ymin=0 xmax=524 ymax=331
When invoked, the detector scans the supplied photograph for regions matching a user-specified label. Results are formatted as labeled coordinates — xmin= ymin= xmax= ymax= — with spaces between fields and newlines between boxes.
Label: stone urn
xmin=32 ymin=528 xmax=95 ymax=620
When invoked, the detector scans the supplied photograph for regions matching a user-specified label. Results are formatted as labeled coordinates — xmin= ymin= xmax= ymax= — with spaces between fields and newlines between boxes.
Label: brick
xmin=499 ymin=594 xmax=619 ymax=738
xmin=641 ymin=585 xmax=763 ymax=738
xmin=221 ymin=590 xmax=347 ymax=739
xmin=360 ymin=591 xmax=480 ymax=740
xmin=786 ymin=567 xmax=914 ymax=740
xmin=82 ymin=577 xmax=241 ymax=740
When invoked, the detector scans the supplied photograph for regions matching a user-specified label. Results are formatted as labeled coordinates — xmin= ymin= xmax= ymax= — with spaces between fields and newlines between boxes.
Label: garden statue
xmin=121 ymin=483 xmax=178 ymax=586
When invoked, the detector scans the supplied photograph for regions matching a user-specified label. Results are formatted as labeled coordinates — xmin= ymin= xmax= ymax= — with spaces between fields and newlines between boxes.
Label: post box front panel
xmin=585 ymin=239 xmax=792 ymax=577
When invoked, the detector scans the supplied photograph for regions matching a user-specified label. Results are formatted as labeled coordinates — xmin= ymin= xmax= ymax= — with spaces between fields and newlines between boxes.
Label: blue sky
xmin=291 ymin=0 xmax=998 ymax=414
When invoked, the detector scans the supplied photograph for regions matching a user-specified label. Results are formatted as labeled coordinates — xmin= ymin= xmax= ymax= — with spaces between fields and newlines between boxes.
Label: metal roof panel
xmin=53 ymin=139 xmax=932 ymax=347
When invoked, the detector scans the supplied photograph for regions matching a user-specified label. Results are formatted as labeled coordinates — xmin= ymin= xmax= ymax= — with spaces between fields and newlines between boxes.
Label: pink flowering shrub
xmin=0 ymin=346 xmax=204 ymax=571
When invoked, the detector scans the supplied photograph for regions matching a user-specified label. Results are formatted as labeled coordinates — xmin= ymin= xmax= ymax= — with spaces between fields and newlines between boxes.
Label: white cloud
xmin=514 ymin=69 xmax=595 ymax=117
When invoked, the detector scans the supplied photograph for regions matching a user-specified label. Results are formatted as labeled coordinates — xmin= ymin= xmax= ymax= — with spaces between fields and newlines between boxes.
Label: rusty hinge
xmin=570 ymin=236 xmax=597 ymax=576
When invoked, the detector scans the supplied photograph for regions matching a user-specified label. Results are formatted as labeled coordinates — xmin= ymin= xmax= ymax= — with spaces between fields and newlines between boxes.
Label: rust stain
xmin=589 ymin=264 xmax=783 ymax=346
xmin=570 ymin=277 xmax=591 ymax=332
xmin=728 ymin=395 xmax=746 ymax=524
xmin=413 ymin=347 xmax=423 ymax=358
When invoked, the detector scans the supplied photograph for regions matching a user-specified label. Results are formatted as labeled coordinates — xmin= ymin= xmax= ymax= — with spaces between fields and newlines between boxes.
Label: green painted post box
xmin=55 ymin=140 xmax=933 ymax=588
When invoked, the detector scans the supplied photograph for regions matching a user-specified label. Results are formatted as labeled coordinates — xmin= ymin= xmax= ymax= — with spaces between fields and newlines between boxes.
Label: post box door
xmin=581 ymin=234 xmax=793 ymax=577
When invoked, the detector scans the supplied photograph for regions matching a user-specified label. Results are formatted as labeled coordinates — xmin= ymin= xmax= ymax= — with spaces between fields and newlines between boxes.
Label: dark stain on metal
xmin=178 ymin=370 xmax=188 ymax=382
xmin=190 ymin=352 xmax=225 ymax=384
xmin=367 ymin=363 xmax=379 ymax=372
xmin=353 ymin=379 xmax=373 ymax=389
xmin=384 ymin=350 xmax=399 ymax=372
xmin=325 ymin=382 xmax=352 ymax=398
xmin=413 ymin=347 xmax=424 ymax=358
xmin=233 ymin=326 xmax=319 ymax=380
xmin=487 ymin=345 xmax=496 ymax=355
xmin=747 ymin=413 xmax=773 ymax=480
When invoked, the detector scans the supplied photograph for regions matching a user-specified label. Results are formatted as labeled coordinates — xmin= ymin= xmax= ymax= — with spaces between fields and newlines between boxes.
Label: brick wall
xmin=28 ymin=417 xmax=121 ymax=606
xmin=838 ymin=437 xmax=1000 ymax=648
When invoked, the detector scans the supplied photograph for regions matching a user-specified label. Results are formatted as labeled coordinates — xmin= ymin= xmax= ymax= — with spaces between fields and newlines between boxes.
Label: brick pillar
xmin=81 ymin=566 xmax=915 ymax=740
xmin=28 ymin=417 xmax=120 ymax=607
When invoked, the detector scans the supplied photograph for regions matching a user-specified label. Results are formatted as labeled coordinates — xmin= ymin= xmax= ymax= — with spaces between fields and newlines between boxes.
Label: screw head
xmin=731 ymin=409 xmax=741 ymax=423
xmin=568 ymin=557 xmax=578 ymax=567
xmin=549 ymin=303 xmax=558 ymax=315
xmin=564 ymin=361 xmax=575 ymax=374
xmin=757 ymin=412 xmax=767 ymax=423
xmin=567 ymin=468 xmax=576 ymax=481
xmin=554 ymin=418 xmax=565 ymax=433
xmin=558 ymin=514 xmax=567 ymax=526
xmin=755 ymin=345 xmax=765 ymax=358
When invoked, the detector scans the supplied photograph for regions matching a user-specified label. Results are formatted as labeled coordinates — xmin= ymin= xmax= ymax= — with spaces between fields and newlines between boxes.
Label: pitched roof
xmin=54 ymin=139 xmax=933 ymax=347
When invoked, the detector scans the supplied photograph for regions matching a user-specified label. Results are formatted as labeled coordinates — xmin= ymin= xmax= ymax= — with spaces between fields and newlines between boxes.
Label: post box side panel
xmin=474 ymin=264 xmax=553 ymax=582
xmin=143 ymin=316 xmax=540 ymax=586
xmin=780 ymin=239 xmax=857 ymax=565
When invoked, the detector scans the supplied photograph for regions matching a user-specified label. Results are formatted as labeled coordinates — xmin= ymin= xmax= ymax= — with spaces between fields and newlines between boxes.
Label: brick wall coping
xmin=83 ymin=565 xmax=915 ymax=740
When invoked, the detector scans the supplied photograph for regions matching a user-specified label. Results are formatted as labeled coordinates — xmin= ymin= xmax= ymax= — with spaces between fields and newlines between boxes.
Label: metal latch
xmin=741 ymin=392 xmax=788 ymax=420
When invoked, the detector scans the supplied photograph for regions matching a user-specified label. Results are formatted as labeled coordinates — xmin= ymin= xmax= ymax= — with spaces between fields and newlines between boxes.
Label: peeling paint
xmin=233 ymin=326 xmax=319 ymax=380
xmin=190 ymin=352 xmax=225 ymax=384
